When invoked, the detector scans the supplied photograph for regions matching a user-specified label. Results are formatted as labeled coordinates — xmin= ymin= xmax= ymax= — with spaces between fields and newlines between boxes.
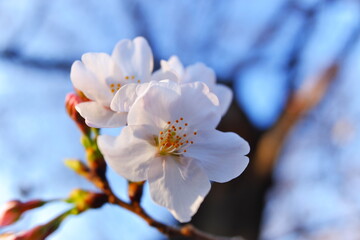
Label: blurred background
xmin=1 ymin=0 xmax=360 ymax=239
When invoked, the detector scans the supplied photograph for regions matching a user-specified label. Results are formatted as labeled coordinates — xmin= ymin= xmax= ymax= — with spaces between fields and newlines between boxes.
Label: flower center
xmin=109 ymin=83 xmax=121 ymax=93
xmin=124 ymin=75 xmax=141 ymax=83
xmin=107 ymin=75 xmax=142 ymax=94
xmin=157 ymin=118 xmax=197 ymax=155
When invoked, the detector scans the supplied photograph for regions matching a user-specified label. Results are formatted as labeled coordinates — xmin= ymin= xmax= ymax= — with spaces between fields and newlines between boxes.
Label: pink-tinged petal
xmin=70 ymin=60 xmax=112 ymax=105
xmin=148 ymin=156 xmax=210 ymax=222
xmin=183 ymin=63 xmax=216 ymax=88
xmin=135 ymin=82 xmax=151 ymax=97
xmin=151 ymin=67 xmax=179 ymax=83
xmin=81 ymin=53 xmax=117 ymax=82
xmin=112 ymin=37 xmax=153 ymax=81
xmin=114 ymin=81 xmax=180 ymax=118
xmin=128 ymin=81 xmax=220 ymax=130
xmin=187 ymin=130 xmax=250 ymax=183
xmin=213 ymin=84 xmax=233 ymax=116
xmin=110 ymin=83 xmax=138 ymax=112
xmin=98 ymin=125 xmax=157 ymax=182
xmin=76 ymin=102 xmax=127 ymax=128
xmin=177 ymin=82 xmax=221 ymax=130
xmin=166 ymin=56 xmax=185 ymax=78
xmin=136 ymin=80 xmax=180 ymax=101
xmin=127 ymin=82 xmax=181 ymax=128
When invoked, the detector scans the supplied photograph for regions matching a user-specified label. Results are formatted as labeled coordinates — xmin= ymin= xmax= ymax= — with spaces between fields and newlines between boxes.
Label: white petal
xmin=127 ymin=81 xmax=181 ymax=128
xmin=98 ymin=125 xmax=157 ymax=182
xmin=187 ymin=130 xmax=250 ymax=183
xmin=112 ymin=37 xmax=153 ymax=81
xmin=177 ymin=82 xmax=221 ymax=129
xmin=110 ymin=83 xmax=138 ymax=112
xmin=183 ymin=63 xmax=216 ymax=88
xmin=148 ymin=156 xmax=211 ymax=222
xmin=166 ymin=55 xmax=185 ymax=78
xmin=70 ymin=60 xmax=112 ymax=105
xmin=139 ymin=80 xmax=183 ymax=100
xmin=213 ymin=84 xmax=233 ymax=116
xmin=128 ymin=81 xmax=220 ymax=130
xmin=135 ymin=82 xmax=151 ymax=97
xmin=151 ymin=68 xmax=179 ymax=83
xmin=81 ymin=52 xmax=117 ymax=82
xmin=76 ymin=102 xmax=127 ymax=128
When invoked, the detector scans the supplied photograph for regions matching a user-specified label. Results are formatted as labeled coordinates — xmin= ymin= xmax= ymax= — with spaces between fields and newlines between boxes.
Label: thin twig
xmin=253 ymin=9 xmax=360 ymax=177
xmin=82 ymin=170 xmax=241 ymax=240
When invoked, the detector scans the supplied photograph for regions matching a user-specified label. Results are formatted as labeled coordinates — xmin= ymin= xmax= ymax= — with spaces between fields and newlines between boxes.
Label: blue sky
xmin=1 ymin=0 xmax=360 ymax=239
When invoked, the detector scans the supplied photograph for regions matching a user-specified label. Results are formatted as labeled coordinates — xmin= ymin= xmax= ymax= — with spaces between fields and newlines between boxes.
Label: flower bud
xmin=66 ymin=189 xmax=108 ymax=212
xmin=64 ymin=159 xmax=90 ymax=177
xmin=80 ymin=135 xmax=93 ymax=148
xmin=0 ymin=200 xmax=45 ymax=227
xmin=74 ymin=89 xmax=90 ymax=102
xmin=13 ymin=210 xmax=71 ymax=240
xmin=65 ymin=93 xmax=90 ymax=135
xmin=0 ymin=232 xmax=16 ymax=240
xmin=86 ymin=149 xmax=107 ymax=180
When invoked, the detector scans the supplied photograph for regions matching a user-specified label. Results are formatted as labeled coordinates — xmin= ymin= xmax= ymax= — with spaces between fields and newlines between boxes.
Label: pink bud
xmin=0 ymin=201 xmax=22 ymax=227
xmin=65 ymin=93 xmax=90 ymax=134
xmin=0 ymin=200 xmax=45 ymax=227
xmin=13 ymin=210 xmax=70 ymax=240
xmin=0 ymin=232 xmax=16 ymax=240
xmin=15 ymin=225 xmax=47 ymax=240
xmin=74 ymin=89 xmax=90 ymax=102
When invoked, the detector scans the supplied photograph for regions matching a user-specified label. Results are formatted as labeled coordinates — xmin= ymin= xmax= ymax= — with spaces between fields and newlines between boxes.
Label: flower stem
xmin=79 ymin=160 xmax=242 ymax=239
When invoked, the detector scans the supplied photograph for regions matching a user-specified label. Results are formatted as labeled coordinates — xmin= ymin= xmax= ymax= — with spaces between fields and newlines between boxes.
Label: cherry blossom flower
xmin=98 ymin=81 xmax=249 ymax=222
xmin=153 ymin=55 xmax=233 ymax=116
xmin=70 ymin=37 xmax=159 ymax=128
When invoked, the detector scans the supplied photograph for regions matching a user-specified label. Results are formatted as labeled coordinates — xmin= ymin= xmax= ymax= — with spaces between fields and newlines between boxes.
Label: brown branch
xmin=0 ymin=49 xmax=72 ymax=71
xmin=253 ymin=1 xmax=360 ymax=178
xmin=253 ymin=63 xmax=339 ymax=177
xmin=73 ymin=158 xmax=242 ymax=240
